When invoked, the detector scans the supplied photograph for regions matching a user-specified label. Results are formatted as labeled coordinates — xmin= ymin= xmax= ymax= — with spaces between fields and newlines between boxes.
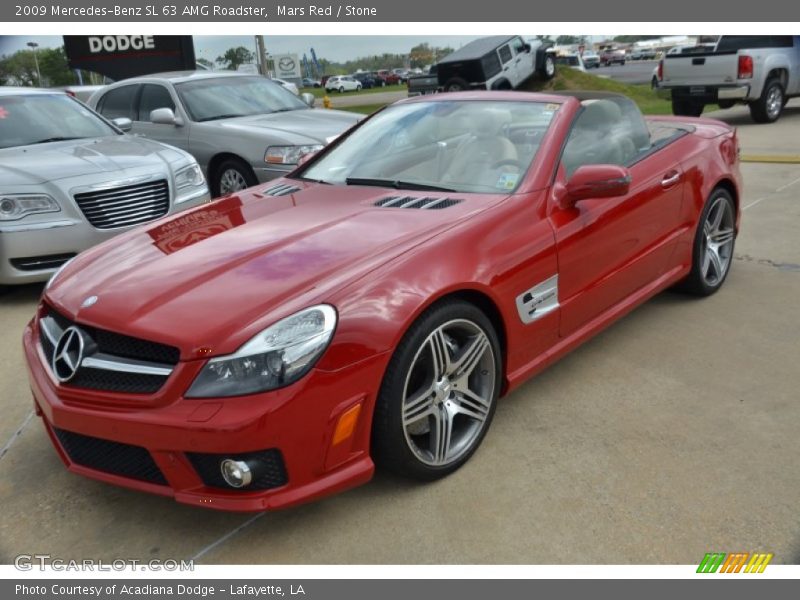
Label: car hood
xmin=0 ymin=135 xmax=183 ymax=186
xmin=213 ymin=109 xmax=361 ymax=144
xmin=47 ymin=182 xmax=495 ymax=358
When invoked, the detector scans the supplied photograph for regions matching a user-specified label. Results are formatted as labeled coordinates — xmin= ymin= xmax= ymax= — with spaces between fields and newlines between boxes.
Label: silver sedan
xmin=88 ymin=72 xmax=362 ymax=197
xmin=0 ymin=89 xmax=210 ymax=285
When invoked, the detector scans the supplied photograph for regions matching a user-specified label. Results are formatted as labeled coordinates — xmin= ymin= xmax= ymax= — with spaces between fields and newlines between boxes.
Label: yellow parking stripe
xmin=740 ymin=154 xmax=800 ymax=164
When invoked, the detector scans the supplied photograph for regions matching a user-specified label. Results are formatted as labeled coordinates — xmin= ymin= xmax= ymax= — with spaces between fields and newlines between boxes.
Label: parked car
xmin=407 ymin=65 xmax=440 ymax=97
xmin=302 ymin=77 xmax=321 ymax=88
xmin=376 ymin=70 xmax=402 ymax=85
xmin=272 ymin=78 xmax=299 ymax=95
xmin=630 ymin=48 xmax=657 ymax=60
xmin=26 ymin=91 xmax=741 ymax=510
xmin=582 ymin=51 xmax=601 ymax=69
xmin=658 ymin=35 xmax=800 ymax=122
xmin=555 ymin=52 xmax=586 ymax=72
xmin=88 ymin=72 xmax=361 ymax=197
xmin=434 ymin=35 xmax=555 ymax=92
xmin=0 ymin=88 xmax=209 ymax=285
xmin=600 ymin=49 xmax=626 ymax=66
xmin=352 ymin=72 xmax=380 ymax=89
xmin=325 ymin=75 xmax=362 ymax=93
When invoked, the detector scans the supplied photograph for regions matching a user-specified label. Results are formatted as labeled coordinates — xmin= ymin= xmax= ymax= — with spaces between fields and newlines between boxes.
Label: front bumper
xmin=23 ymin=317 xmax=382 ymax=511
xmin=254 ymin=164 xmax=294 ymax=184
xmin=0 ymin=190 xmax=210 ymax=285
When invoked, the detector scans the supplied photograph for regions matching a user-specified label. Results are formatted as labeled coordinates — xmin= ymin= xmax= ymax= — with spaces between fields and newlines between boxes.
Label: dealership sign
xmin=274 ymin=53 xmax=302 ymax=79
xmin=63 ymin=35 xmax=196 ymax=80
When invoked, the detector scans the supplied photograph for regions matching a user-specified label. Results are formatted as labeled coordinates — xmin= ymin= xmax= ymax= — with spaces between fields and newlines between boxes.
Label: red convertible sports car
xmin=24 ymin=91 xmax=741 ymax=511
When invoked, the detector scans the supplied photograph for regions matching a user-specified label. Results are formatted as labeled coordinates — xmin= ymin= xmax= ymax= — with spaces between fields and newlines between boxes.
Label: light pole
xmin=26 ymin=41 xmax=41 ymax=86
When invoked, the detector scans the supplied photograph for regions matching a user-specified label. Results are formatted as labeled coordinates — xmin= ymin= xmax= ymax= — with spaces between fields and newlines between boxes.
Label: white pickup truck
xmin=658 ymin=35 xmax=800 ymax=123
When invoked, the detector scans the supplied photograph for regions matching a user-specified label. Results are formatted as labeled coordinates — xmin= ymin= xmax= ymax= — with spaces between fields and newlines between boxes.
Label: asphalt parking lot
xmin=1 ymin=105 xmax=799 ymax=566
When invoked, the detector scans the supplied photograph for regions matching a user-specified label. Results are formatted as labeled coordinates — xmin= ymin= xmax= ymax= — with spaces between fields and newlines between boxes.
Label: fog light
xmin=220 ymin=459 xmax=252 ymax=488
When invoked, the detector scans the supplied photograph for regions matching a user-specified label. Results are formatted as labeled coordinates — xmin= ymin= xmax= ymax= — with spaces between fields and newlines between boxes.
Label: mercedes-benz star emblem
xmin=52 ymin=326 xmax=85 ymax=383
xmin=81 ymin=295 xmax=98 ymax=309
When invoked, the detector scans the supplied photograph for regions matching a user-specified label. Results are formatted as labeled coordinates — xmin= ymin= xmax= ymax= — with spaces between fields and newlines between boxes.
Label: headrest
xmin=578 ymin=99 xmax=623 ymax=129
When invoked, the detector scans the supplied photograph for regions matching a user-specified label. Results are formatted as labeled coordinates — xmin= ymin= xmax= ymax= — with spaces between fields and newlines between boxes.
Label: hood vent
xmin=264 ymin=183 xmax=302 ymax=196
xmin=374 ymin=196 xmax=462 ymax=210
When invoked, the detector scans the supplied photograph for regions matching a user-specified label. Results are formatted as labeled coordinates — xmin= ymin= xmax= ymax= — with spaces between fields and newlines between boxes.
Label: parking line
xmin=189 ymin=512 xmax=266 ymax=562
xmin=743 ymin=175 xmax=800 ymax=211
xmin=0 ymin=410 xmax=34 ymax=462
xmin=740 ymin=154 xmax=800 ymax=164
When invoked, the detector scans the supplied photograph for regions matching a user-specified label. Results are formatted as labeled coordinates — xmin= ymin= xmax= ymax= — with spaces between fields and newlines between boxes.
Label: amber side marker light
xmin=332 ymin=404 xmax=362 ymax=446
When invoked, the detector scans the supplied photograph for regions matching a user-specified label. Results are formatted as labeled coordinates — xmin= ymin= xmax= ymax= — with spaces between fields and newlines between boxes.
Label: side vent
xmin=374 ymin=196 xmax=462 ymax=210
xmin=264 ymin=183 xmax=302 ymax=196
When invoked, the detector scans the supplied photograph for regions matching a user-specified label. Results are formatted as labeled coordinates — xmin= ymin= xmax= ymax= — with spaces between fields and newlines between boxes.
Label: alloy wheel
xmin=219 ymin=168 xmax=248 ymax=195
xmin=766 ymin=85 xmax=783 ymax=120
xmin=401 ymin=319 xmax=496 ymax=467
xmin=701 ymin=195 xmax=735 ymax=286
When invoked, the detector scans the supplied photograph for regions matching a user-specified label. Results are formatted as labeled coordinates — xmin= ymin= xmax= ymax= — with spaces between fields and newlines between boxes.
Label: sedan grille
xmin=374 ymin=196 xmax=462 ymax=210
xmin=73 ymin=179 xmax=170 ymax=230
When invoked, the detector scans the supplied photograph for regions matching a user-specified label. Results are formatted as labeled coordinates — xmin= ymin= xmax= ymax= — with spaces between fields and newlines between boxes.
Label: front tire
xmin=676 ymin=187 xmax=736 ymax=296
xmin=212 ymin=157 xmax=257 ymax=197
xmin=540 ymin=54 xmax=556 ymax=80
xmin=749 ymin=78 xmax=784 ymax=123
xmin=371 ymin=300 xmax=502 ymax=480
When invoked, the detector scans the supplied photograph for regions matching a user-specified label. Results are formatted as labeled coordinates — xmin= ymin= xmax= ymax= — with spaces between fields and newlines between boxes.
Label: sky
xmin=0 ymin=35 xmax=486 ymax=63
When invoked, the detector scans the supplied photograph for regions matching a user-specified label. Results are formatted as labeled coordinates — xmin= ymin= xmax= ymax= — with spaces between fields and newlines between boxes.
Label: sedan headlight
xmin=174 ymin=163 xmax=205 ymax=190
xmin=265 ymin=145 xmax=323 ymax=165
xmin=0 ymin=194 xmax=60 ymax=221
xmin=186 ymin=305 xmax=337 ymax=398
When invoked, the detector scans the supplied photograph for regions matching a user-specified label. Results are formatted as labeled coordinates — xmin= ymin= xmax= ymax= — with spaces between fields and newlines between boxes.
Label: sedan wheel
xmin=676 ymin=188 xmax=736 ymax=295
xmin=372 ymin=300 xmax=501 ymax=479
xmin=212 ymin=158 xmax=258 ymax=197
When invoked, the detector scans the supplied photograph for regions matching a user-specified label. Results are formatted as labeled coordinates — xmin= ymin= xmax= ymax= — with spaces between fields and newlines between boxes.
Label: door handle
xmin=661 ymin=171 xmax=681 ymax=187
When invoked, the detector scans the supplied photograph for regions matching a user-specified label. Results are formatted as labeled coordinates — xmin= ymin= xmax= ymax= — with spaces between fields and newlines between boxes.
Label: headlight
xmin=174 ymin=163 xmax=205 ymax=190
xmin=186 ymin=305 xmax=337 ymax=398
xmin=265 ymin=145 xmax=323 ymax=165
xmin=0 ymin=194 xmax=60 ymax=221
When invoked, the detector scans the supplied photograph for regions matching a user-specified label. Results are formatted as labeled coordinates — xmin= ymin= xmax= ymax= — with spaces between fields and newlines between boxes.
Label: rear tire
xmin=675 ymin=187 xmax=736 ymax=296
xmin=444 ymin=77 xmax=469 ymax=92
xmin=371 ymin=300 xmax=502 ymax=480
xmin=749 ymin=78 xmax=784 ymax=123
xmin=672 ymin=99 xmax=704 ymax=117
xmin=539 ymin=54 xmax=556 ymax=80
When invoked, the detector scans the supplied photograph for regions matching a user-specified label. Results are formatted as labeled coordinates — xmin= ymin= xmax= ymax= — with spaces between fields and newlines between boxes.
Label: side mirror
xmin=563 ymin=164 xmax=631 ymax=207
xmin=150 ymin=107 xmax=182 ymax=126
xmin=523 ymin=43 xmax=532 ymax=53
xmin=112 ymin=117 xmax=132 ymax=132
xmin=301 ymin=92 xmax=316 ymax=108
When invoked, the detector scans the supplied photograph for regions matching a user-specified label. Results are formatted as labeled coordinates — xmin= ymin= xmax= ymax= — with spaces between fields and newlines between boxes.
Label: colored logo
xmin=697 ymin=552 xmax=773 ymax=573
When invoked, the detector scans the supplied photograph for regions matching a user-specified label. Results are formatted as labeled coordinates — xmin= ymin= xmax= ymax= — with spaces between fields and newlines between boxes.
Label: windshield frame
xmin=174 ymin=75 xmax=310 ymax=122
xmin=0 ymin=93 xmax=121 ymax=150
xmin=293 ymin=98 xmax=562 ymax=195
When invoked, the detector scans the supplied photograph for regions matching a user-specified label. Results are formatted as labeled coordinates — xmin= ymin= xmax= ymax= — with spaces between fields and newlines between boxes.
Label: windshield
xmin=300 ymin=100 xmax=559 ymax=194
xmin=175 ymin=76 xmax=309 ymax=122
xmin=0 ymin=94 xmax=117 ymax=150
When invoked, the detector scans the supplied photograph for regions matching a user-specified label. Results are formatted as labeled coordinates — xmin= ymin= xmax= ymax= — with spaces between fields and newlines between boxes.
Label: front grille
xmin=187 ymin=449 xmax=288 ymax=491
xmin=73 ymin=179 xmax=170 ymax=230
xmin=43 ymin=306 xmax=179 ymax=365
xmin=39 ymin=306 xmax=179 ymax=394
xmin=374 ymin=196 xmax=463 ymax=210
xmin=10 ymin=253 xmax=76 ymax=272
xmin=52 ymin=427 xmax=167 ymax=485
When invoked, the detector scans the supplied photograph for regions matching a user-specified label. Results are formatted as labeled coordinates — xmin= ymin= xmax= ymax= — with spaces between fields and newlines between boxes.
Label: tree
xmin=216 ymin=47 xmax=255 ymax=71
xmin=556 ymin=35 xmax=582 ymax=45
xmin=0 ymin=46 xmax=78 ymax=87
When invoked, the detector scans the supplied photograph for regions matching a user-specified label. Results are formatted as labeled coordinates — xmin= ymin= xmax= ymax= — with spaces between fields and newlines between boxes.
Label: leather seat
xmin=442 ymin=109 xmax=518 ymax=187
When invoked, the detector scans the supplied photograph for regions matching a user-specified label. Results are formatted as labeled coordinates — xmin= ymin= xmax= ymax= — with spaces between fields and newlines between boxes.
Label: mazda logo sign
xmin=52 ymin=326 xmax=86 ymax=383
xmin=278 ymin=57 xmax=295 ymax=71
